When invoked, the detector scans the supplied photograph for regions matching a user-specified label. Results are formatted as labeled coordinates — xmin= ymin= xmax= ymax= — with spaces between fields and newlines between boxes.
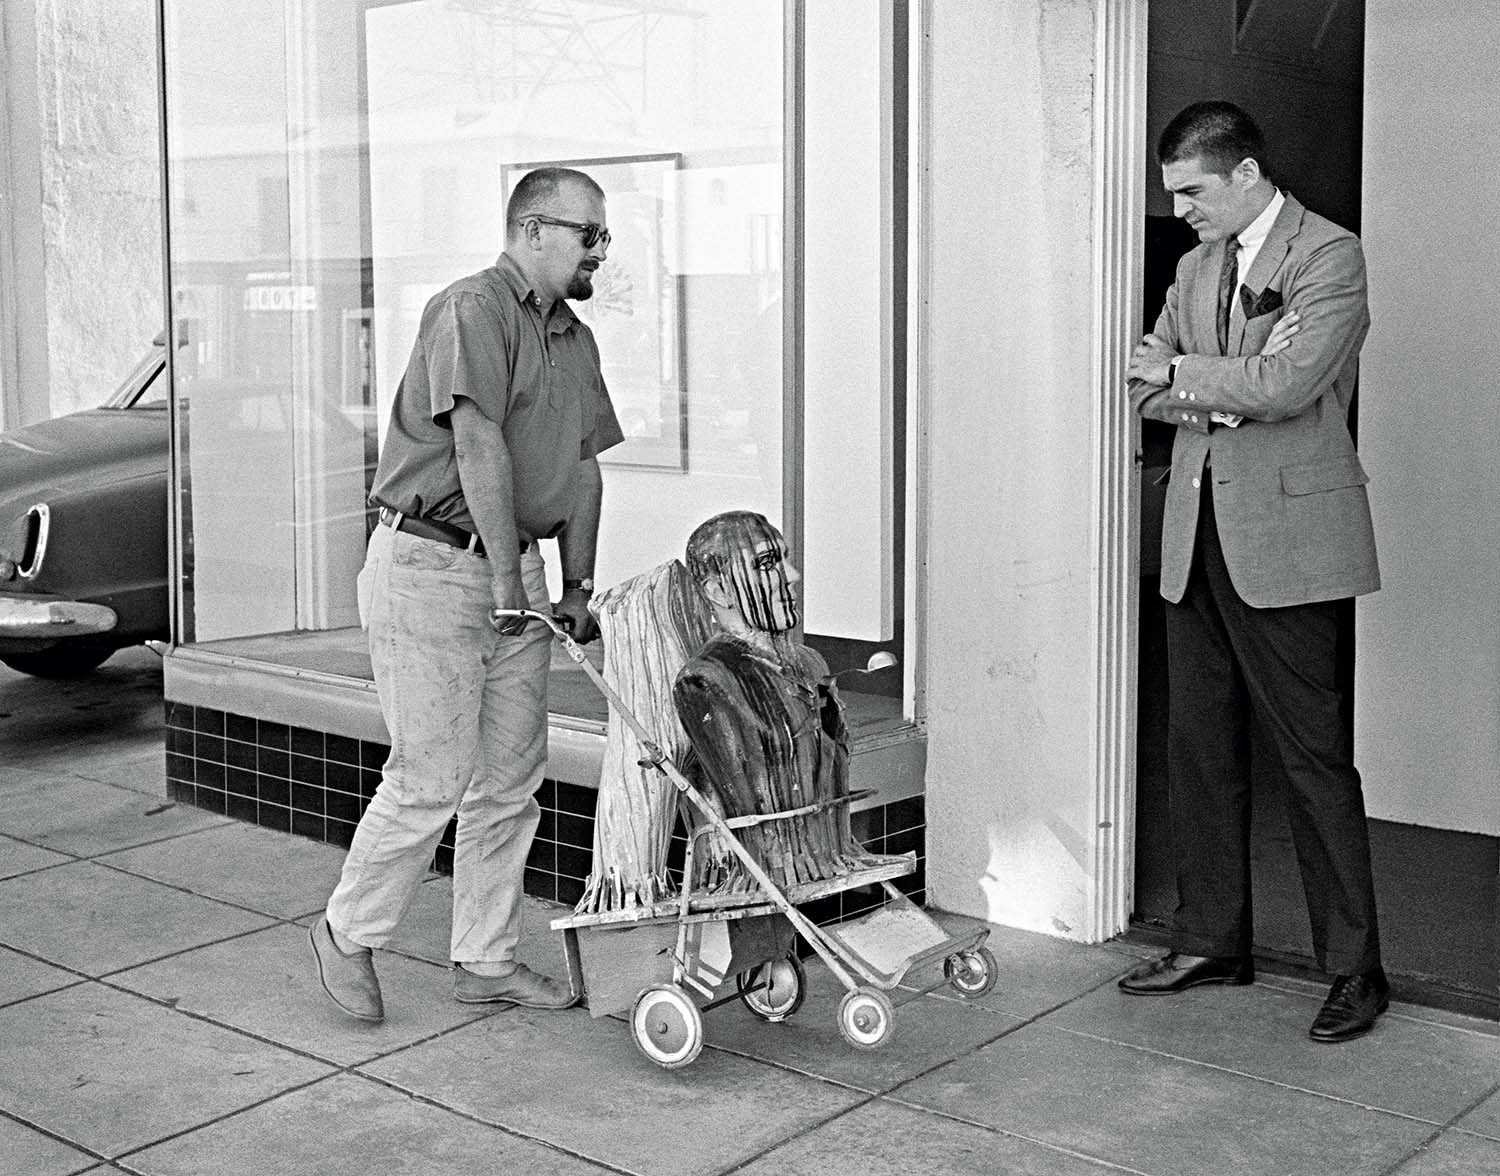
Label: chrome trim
xmin=17 ymin=502 xmax=49 ymax=580
xmin=0 ymin=596 xmax=117 ymax=636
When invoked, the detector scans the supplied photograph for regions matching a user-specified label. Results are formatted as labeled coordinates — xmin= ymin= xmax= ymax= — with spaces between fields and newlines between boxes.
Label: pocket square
xmin=1240 ymin=285 xmax=1284 ymax=320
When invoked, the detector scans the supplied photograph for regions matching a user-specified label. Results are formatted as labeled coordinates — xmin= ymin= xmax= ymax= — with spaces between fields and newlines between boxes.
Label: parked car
xmin=0 ymin=340 xmax=169 ymax=676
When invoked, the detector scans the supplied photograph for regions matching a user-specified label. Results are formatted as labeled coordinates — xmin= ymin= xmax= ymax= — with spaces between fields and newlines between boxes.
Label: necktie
xmin=1216 ymin=235 xmax=1240 ymax=354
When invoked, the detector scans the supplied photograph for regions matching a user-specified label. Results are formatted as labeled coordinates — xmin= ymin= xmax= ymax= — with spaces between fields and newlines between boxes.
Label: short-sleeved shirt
xmin=369 ymin=253 xmax=624 ymax=541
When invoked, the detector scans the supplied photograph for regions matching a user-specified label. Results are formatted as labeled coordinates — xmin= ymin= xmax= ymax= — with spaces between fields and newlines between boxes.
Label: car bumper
xmin=0 ymin=595 xmax=118 ymax=639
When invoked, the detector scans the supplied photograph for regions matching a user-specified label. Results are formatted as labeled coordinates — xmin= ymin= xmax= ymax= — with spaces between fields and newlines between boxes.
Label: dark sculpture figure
xmin=673 ymin=510 xmax=901 ymax=892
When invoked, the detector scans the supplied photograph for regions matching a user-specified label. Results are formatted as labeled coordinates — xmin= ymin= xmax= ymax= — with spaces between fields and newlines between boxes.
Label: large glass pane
xmin=164 ymin=0 xmax=375 ymax=644
xmin=361 ymin=0 xmax=785 ymax=595
xmin=163 ymin=0 xmax=787 ymax=655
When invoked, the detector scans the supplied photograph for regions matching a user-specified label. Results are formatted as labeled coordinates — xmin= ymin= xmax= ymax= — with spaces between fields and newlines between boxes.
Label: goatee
xmin=567 ymin=272 xmax=595 ymax=301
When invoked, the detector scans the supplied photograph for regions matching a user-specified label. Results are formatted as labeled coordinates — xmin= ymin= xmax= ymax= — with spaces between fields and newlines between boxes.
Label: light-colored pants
xmin=326 ymin=522 xmax=551 ymax=965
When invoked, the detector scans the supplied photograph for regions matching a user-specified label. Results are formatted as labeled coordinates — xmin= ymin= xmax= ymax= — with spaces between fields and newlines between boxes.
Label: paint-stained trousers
xmin=1164 ymin=483 xmax=1382 ymax=976
xmin=326 ymin=522 xmax=551 ymax=965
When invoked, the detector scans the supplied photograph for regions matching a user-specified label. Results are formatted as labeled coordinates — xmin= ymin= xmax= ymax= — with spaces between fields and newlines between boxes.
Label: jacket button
xmin=1192 ymin=477 xmax=1201 ymax=489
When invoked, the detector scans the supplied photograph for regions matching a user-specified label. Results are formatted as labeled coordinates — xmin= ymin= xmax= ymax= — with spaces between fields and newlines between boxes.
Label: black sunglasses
xmin=524 ymin=214 xmax=611 ymax=251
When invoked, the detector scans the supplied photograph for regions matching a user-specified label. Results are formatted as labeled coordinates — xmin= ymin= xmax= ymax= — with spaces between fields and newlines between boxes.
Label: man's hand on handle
xmin=489 ymin=575 xmax=531 ymax=637
xmin=551 ymin=588 xmax=597 ymax=644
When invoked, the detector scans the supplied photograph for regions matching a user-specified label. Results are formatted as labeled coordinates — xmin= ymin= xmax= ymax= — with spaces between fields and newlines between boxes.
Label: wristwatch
xmin=562 ymin=577 xmax=594 ymax=594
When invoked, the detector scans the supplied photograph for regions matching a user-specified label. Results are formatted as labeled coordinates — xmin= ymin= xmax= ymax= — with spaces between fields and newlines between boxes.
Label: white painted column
xmin=1 ymin=0 xmax=161 ymax=426
xmin=917 ymin=0 xmax=1145 ymax=941
xmin=0 ymin=0 xmax=49 ymax=428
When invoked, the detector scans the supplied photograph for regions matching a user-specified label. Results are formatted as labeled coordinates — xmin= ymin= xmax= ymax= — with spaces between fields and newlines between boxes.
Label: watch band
xmin=562 ymin=577 xmax=594 ymax=594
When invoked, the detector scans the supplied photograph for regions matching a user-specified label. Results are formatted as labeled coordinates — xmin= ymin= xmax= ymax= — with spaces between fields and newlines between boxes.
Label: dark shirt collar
xmin=492 ymin=252 xmax=579 ymax=333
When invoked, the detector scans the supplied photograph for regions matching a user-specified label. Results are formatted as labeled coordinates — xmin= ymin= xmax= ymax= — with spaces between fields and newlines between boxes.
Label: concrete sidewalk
xmin=2 ymin=649 xmax=1497 ymax=1176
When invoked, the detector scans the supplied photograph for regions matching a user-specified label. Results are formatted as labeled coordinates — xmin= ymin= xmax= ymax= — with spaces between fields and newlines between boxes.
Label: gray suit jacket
xmin=1130 ymin=193 xmax=1379 ymax=607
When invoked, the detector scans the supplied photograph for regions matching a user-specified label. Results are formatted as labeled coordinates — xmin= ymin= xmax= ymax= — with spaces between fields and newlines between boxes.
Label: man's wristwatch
xmin=562 ymin=577 xmax=594 ymax=595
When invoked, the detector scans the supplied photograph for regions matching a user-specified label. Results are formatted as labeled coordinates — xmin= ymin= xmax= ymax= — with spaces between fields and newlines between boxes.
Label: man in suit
xmin=1121 ymin=101 xmax=1387 ymax=1042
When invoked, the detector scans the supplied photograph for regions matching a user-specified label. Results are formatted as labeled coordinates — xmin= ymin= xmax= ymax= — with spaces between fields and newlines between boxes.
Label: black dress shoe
xmin=1308 ymin=969 xmax=1389 ymax=1043
xmin=1118 ymin=952 xmax=1254 ymax=995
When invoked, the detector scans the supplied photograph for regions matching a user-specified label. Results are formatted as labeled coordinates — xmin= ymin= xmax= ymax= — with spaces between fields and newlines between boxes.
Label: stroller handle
xmin=489 ymin=606 xmax=573 ymax=639
xmin=495 ymin=606 xmax=673 ymax=771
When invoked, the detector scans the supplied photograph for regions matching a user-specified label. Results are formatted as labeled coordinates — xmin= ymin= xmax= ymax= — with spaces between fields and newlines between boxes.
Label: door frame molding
xmin=1086 ymin=0 xmax=1148 ymax=940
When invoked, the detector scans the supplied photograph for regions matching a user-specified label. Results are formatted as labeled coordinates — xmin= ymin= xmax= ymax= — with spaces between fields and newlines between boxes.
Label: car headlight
xmin=16 ymin=503 xmax=48 ymax=579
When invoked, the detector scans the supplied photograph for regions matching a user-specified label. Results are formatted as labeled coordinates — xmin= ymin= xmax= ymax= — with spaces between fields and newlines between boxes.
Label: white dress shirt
xmin=1234 ymin=188 xmax=1285 ymax=289
xmin=1207 ymin=188 xmax=1285 ymax=427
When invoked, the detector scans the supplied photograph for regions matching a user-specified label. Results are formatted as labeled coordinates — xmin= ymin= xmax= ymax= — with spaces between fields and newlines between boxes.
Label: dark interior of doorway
xmin=1128 ymin=0 xmax=1497 ymax=1020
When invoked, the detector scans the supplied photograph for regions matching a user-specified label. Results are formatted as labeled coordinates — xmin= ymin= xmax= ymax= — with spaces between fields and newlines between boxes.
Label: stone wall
xmin=2 ymin=0 xmax=162 ymax=423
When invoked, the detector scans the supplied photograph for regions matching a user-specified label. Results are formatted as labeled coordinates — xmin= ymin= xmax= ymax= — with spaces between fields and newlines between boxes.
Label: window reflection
xmin=164 ymin=0 xmax=786 ymax=645
xmin=363 ymin=0 xmax=786 ymax=593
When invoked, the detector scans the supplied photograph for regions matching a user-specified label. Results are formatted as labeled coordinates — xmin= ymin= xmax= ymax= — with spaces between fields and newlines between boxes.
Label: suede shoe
xmin=453 ymin=962 xmax=578 ymax=1009
xmin=1118 ymin=951 xmax=1254 ymax=994
xmin=1309 ymin=968 xmax=1389 ymax=1043
xmin=309 ymin=917 xmax=384 ymax=1022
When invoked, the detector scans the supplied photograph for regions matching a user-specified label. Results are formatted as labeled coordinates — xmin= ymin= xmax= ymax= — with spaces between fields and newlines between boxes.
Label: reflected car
xmin=0 ymin=341 xmax=169 ymax=676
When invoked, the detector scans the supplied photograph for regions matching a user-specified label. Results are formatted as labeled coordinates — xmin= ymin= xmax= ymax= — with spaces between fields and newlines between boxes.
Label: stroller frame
xmin=499 ymin=608 xmax=996 ymax=1068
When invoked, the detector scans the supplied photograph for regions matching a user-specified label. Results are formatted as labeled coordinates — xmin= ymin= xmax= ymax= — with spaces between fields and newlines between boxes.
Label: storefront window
xmin=162 ymin=0 xmax=900 ymax=695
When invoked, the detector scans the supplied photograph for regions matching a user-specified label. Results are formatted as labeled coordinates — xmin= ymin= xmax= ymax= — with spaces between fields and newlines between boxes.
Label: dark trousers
xmin=1163 ymin=483 xmax=1381 ymax=975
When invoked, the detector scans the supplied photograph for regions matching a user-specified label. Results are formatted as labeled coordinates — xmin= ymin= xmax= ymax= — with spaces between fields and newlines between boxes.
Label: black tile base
xmin=165 ymin=700 xmax=924 ymax=926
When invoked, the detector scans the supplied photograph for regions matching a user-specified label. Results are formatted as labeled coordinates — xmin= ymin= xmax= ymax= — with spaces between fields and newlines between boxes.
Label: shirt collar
xmin=491 ymin=252 xmax=579 ymax=331
xmin=1237 ymin=188 xmax=1284 ymax=253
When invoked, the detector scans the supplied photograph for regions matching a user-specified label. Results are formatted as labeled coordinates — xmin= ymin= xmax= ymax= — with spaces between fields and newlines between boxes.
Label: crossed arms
xmin=1125 ymin=235 xmax=1369 ymax=431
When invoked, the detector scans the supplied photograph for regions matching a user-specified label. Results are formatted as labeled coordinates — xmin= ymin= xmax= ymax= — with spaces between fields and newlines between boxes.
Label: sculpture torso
xmin=675 ymin=632 xmax=866 ymax=887
xmin=675 ymin=632 xmax=846 ymax=815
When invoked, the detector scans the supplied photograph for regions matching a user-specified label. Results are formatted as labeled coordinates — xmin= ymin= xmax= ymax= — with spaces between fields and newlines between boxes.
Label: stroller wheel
xmin=944 ymin=946 xmax=998 ymax=998
xmin=631 ymin=984 xmax=704 ymax=1069
xmin=737 ymin=953 xmax=807 ymax=1022
xmin=837 ymin=986 xmax=894 ymax=1050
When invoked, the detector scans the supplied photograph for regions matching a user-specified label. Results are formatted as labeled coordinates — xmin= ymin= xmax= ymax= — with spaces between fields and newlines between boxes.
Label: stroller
xmin=500 ymin=608 xmax=996 ymax=1069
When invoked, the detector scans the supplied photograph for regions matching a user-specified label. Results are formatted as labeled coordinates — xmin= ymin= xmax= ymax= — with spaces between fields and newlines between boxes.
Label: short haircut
xmin=1157 ymin=101 xmax=1270 ymax=180
xmin=505 ymin=167 xmax=605 ymax=234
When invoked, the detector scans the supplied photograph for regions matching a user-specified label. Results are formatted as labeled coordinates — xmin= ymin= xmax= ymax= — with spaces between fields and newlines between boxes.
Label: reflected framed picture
xmin=340 ymin=308 xmax=376 ymax=415
xmin=502 ymin=153 xmax=685 ymax=471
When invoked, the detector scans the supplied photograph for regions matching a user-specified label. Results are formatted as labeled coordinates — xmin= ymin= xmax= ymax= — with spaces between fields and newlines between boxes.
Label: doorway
xmin=1131 ymin=0 xmax=1369 ymax=971
xmin=1133 ymin=3 xmax=1497 ymax=1017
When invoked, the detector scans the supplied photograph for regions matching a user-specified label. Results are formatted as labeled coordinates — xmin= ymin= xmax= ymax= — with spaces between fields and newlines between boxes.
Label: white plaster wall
xmin=921 ymin=1 xmax=1105 ymax=937
xmin=1355 ymin=2 xmax=1500 ymax=836
xmin=34 ymin=0 xmax=162 ymax=416
xmin=1 ymin=0 xmax=50 ymax=427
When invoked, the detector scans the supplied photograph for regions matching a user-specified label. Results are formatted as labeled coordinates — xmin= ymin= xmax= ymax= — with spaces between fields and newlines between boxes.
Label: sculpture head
xmin=685 ymin=511 xmax=801 ymax=634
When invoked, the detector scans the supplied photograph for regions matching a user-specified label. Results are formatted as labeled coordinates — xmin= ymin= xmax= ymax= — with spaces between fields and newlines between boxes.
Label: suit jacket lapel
xmin=1231 ymin=193 xmax=1303 ymax=353
xmin=1194 ymin=243 xmax=1225 ymax=354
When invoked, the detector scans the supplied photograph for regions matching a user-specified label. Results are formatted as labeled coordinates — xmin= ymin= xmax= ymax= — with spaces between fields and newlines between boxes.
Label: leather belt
xmin=377 ymin=508 xmax=529 ymax=558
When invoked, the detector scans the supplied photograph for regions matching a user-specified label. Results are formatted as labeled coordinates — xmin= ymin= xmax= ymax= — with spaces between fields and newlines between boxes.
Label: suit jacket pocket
xmin=1280 ymin=454 xmax=1369 ymax=496
xmin=1240 ymin=285 xmax=1284 ymax=320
